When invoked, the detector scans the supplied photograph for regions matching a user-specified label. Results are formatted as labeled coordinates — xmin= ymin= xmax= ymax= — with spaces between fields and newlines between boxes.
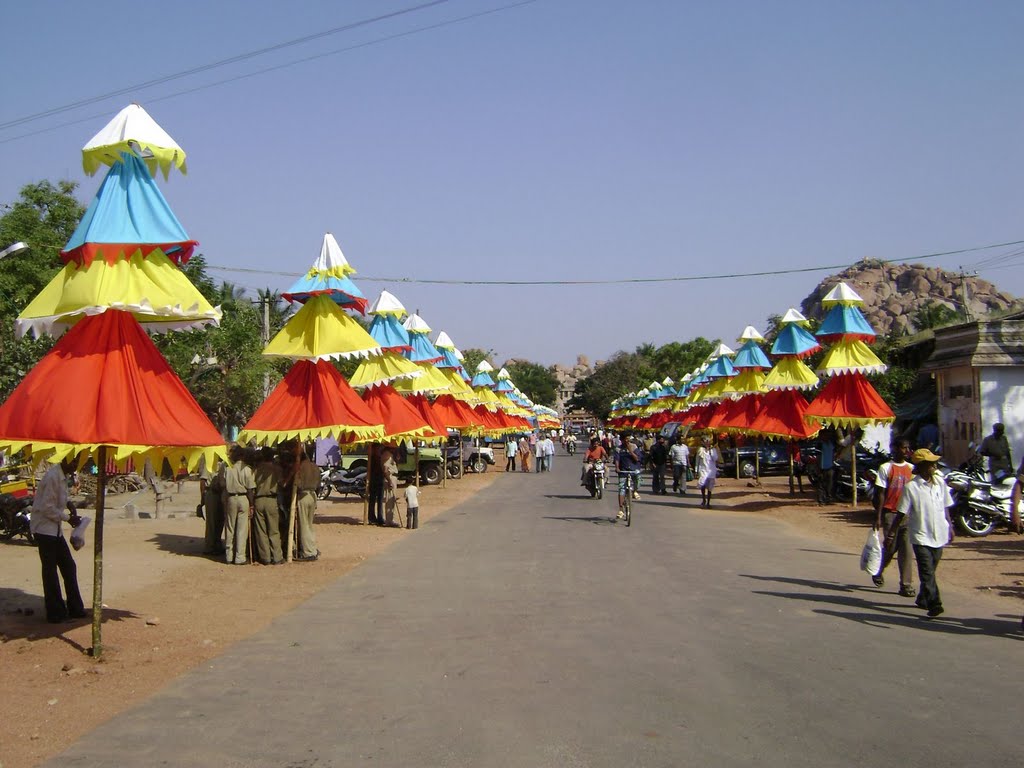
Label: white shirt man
xmin=669 ymin=441 xmax=690 ymax=494
xmin=896 ymin=448 xmax=955 ymax=617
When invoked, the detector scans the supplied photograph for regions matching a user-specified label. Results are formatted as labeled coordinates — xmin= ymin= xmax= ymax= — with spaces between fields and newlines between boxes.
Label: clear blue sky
xmin=3 ymin=0 xmax=1023 ymax=367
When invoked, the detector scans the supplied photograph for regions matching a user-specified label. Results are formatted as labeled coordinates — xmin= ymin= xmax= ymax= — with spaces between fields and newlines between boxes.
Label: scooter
xmin=0 ymin=493 xmax=34 ymax=543
xmin=566 ymin=440 xmax=577 ymax=456
xmin=584 ymin=460 xmax=605 ymax=500
xmin=317 ymin=466 xmax=367 ymax=500
xmin=945 ymin=464 xmax=1018 ymax=537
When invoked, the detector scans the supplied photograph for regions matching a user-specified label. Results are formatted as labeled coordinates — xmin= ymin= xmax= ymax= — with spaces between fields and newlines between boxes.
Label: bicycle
xmin=618 ymin=470 xmax=639 ymax=527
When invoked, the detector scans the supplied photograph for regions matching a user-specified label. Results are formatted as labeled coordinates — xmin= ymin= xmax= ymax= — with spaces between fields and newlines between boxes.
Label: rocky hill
xmin=800 ymin=259 xmax=1020 ymax=336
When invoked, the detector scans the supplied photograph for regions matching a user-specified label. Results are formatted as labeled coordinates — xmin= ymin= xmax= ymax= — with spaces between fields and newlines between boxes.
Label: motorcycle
xmin=317 ymin=466 xmax=367 ymax=500
xmin=0 ymin=492 xmax=34 ymax=543
xmin=584 ymin=460 xmax=605 ymax=500
xmin=566 ymin=440 xmax=576 ymax=456
xmin=945 ymin=456 xmax=1019 ymax=537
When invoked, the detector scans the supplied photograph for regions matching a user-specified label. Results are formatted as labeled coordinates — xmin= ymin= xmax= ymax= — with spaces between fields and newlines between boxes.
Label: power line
xmin=203 ymin=238 xmax=1024 ymax=287
xmin=0 ymin=0 xmax=540 ymax=146
xmin=0 ymin=0 xmax=453 ymax=132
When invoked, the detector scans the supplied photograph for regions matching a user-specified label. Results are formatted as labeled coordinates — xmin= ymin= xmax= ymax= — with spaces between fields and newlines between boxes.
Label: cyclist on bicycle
xmin=616 ymin=434 xmax=642 ymax=519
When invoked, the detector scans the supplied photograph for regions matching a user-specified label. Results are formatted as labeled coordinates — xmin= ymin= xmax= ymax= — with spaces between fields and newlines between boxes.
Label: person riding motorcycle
xmin=566 ymin=433 xmax=578 ymax=455
xmin=581 ymin=437 xmax=607 ymax=487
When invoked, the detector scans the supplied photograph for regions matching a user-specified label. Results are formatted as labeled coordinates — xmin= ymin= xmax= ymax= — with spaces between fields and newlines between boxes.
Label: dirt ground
xmin=2 ymin=465 xmax=1022 ymax=768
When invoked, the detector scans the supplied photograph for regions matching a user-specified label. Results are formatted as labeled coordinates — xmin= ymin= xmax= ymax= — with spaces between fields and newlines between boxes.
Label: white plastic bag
xmin=859 ymin=529 xmax=882 ymax=574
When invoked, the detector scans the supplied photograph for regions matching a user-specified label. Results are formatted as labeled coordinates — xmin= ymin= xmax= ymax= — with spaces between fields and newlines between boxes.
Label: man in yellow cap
xmin=896 ymin=448 xmax=955 ymax=618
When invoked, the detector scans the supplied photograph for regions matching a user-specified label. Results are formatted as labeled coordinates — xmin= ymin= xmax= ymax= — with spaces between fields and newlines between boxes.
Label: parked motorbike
xmin=945 ymin=455 xmax=1019 ymax=537
xmin=0 ymin=493 xmax=34 ymax=543
xmin=317 ymin=466 xmax=367 ymax=500
xmin=584 ymin=460 xmax=605 ymax=500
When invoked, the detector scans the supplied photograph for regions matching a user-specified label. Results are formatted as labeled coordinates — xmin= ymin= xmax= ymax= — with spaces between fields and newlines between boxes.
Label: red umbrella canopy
xmin=405 ymin=393 xmax=448 ymax=441
xmin=717 ymin=394 xmax=765 ymax=434
xmin=748 ymin=389 xmax=820 ymax=439
xmin=0 ymin=310 xmax=224 ymax=468
xmin=431 ymin=394 xmax=477 ymax=430
xmin=361 ymin=384 xmax=432 ymax=441
xmin=239 ymin=359 xmax=384 ymax=446
xmin=804 ymin=372 xmax=894 ymax=428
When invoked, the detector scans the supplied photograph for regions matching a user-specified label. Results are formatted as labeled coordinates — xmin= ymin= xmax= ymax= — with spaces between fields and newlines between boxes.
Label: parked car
xmin=718 ymin=441 xmax=791 ymax=478
xmin=447 ymin=436 xmax=495 ymax=474
xmin=336 ymin=440 xmax=445 ymax=485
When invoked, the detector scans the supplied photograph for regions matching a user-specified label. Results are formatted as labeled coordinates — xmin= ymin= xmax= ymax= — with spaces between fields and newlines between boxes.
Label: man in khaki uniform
xmin=252 ymin=448 xmax=283 ymax=565
xmin=294 ymin=450 xmax=321 ymax=561
xmin=199 ymin=457 xmax=225 ymax=556
xmin=221 ymin=445 xmax=255 ymax=565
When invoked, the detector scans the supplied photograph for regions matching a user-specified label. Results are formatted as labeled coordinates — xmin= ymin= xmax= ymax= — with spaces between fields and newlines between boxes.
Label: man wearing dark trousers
xmin=650 ymin=435 xmax=669 ymax=495
xmin=30 ymin=458 xmax=86 ymax=623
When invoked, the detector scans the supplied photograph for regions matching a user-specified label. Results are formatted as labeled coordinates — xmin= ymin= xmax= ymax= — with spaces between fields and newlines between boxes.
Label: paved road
xmin=49 ymin=455 xmax=1022 ymax=767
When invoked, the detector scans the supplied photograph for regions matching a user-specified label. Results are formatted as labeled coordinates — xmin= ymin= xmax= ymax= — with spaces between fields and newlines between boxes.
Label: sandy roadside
xmin=1 ymin=468 xmax=1021 ymax=768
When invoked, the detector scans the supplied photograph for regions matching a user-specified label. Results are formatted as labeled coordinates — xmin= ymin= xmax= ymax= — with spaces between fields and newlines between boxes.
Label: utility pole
xmin=957 ymin=267 xmax=973 ymax=322
xmin=261 ymin=296 xmax=271 ymax=398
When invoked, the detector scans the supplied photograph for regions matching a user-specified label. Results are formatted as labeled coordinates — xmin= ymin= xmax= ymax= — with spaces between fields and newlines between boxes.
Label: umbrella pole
xmin=363 ymin=444 xmax=373 ymax=526
xmin=735 ymin=436 xmax=740 ymax=480
xmin=851 ymin=443 xmax=858 ymax=507
xmin=416 ymin=444 xmax=421 ymax=489
xmin=286 ymin=442 xmax=300 ymax=562
xmin=91 ymin=446 xmax=107 ymax=658
xmin=789 ymin=443 xmax=795 ymax=495
xmin=755 ymin=435 xmax=761 ymax=484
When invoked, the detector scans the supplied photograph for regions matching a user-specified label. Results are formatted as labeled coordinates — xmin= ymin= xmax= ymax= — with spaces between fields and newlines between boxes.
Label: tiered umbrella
xmin=748 ymin=309 xmax=821 ymax=463
xmin=431 ymin=331 xmax=479 ymax=433
xmin=0 ymin=105 xmax=227 ymax=656
xmin=805 ymin=284 xmax=894 ymax=504
xmin=239 ymin=235 xmax=387 ymax=541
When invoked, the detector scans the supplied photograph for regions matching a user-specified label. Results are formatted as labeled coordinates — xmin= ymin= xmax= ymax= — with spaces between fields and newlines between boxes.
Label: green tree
xmin=460 ymin=347 xmax=494 ymax=377
xmin=0 ymin=181 xmax=86 ymax=400
xmin=911 ymin=300 xmax=963 ymax=332
xmin=566 ymin=350 xmax=647 ymax=420
xmin=504 ymin=359 xmax=558 ymax=406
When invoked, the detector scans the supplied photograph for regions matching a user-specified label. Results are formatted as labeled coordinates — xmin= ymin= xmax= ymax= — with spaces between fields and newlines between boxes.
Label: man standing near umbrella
xmin=252 ymin=448 xmax=284 ymax=565
xmin=897 ymin=448 xmax=955 ymax=618
xmin=222 ymin=445 xmax=255 ymax=565
xmin=293 ymin=448 xmax=322 ymax=560
xmin=30 ymin=457 xmax=87 ymax=623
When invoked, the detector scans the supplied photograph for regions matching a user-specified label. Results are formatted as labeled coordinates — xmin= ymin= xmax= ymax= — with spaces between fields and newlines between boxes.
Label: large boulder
xmin=800 ymin=259 xmax=1020 ymax=335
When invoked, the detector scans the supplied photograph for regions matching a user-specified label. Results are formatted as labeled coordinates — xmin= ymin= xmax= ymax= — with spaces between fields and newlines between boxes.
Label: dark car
xmin=718 ymin=441 xmax=791 ymax=478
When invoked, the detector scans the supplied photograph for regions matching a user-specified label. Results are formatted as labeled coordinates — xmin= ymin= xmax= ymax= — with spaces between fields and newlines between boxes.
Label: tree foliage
xmin=504 ymin=359 xmax=558 ymax=406
xmin=0 ymin=181 xmax=86 ymax=400
xmin=459 ymin=347 xmax=494 ymax=377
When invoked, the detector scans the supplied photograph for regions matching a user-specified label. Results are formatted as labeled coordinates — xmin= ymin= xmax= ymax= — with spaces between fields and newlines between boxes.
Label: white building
xmin=922 ymin=316 xmax=1024 ymax=467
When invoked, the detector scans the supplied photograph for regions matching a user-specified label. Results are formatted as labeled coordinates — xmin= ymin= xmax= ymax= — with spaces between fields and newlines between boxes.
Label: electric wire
xmin=0 ymin=0 xmax=453 ymax=132
xmin=0 ymin=0 xmax=539 ymax=146
xmin=199 ymin=238 xmax=1024 ymax=287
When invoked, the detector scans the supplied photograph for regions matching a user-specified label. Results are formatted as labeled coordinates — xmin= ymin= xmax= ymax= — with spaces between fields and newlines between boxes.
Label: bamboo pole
xmin=285 ymin=442 xmax=300 ymax=561
xmin=91 ymin=446 xmax=107 ymax=657
xmin=851 ymin=443 xmax=858 ymax=507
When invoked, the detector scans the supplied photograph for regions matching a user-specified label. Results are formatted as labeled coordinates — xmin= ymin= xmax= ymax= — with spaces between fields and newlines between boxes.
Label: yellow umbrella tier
xmin=392 ymin=362 xmax=452 ymax=395
xmin=762 ymin=357 xmax=820 ymax=391
xmin=17 ymin=250 xmax=221 ymax=338
xmin=348 ymin=352 xmax=424 ymax=390
xmin=816 ymin=339 xmax=887 ymax=376
xmin=264 ymin=294 xmax=381 ymax=361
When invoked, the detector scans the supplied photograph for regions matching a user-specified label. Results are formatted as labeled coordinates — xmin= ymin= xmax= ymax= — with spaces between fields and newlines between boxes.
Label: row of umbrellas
xmin=607 ymin=284 xmax=895 ymax=488
xmin=0 ymin=104 xmax=559 ymax=655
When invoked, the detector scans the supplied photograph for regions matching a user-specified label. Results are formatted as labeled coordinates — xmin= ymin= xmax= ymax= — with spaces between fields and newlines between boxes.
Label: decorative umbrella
xmin=241 ymin=238 xmax=387 ymax=543
xmin=0 ymin=107 xmax=225 ymax=657
xmin=805 ymin=284 xmax=894 ymax=504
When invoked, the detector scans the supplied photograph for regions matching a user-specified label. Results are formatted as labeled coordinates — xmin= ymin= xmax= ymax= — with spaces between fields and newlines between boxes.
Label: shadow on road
xmin=741 ymin=573 xmax=1024 ymax=639
xmin=543 ymin=515 xmax=618 ymax=526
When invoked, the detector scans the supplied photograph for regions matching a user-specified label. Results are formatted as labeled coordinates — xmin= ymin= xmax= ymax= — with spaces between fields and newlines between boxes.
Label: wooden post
xmin=415 ymin=442 xmax=421 ymax=489
xmin=363 ymin=444 xmax=374 ymax=525
xmin=851 ymin=443 xmax=858 ymax=507
xmin=788 ymin=442 xmax=796 ymax=495
xmin=285 ymin=442 xmax=300 ymax=561
xmin=755 ymin=435 xmax=761 ymax=480
xmin=91 ymin=446 xmax=107 ymax=658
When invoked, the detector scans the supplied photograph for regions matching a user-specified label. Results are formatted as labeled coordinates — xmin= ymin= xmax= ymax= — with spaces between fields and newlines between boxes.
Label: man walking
xmin=669 ymin=438 xmax=690 ymax=494
xmin=872 ymin=438 xmax=915 ymax=596
xmin=650 ymin=435 xmax=669 ymax=495
xmin=897 ymin=448 xmax=955 ymax=618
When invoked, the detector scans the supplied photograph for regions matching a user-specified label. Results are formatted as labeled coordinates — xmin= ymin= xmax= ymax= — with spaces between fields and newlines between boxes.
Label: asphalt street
xmin=47 ymin=453 xmax=1023 ymax=767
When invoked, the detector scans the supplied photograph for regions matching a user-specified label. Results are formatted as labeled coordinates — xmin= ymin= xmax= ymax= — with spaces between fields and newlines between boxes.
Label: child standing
xmin=405 ymin=483 xmax=420 ymax=529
